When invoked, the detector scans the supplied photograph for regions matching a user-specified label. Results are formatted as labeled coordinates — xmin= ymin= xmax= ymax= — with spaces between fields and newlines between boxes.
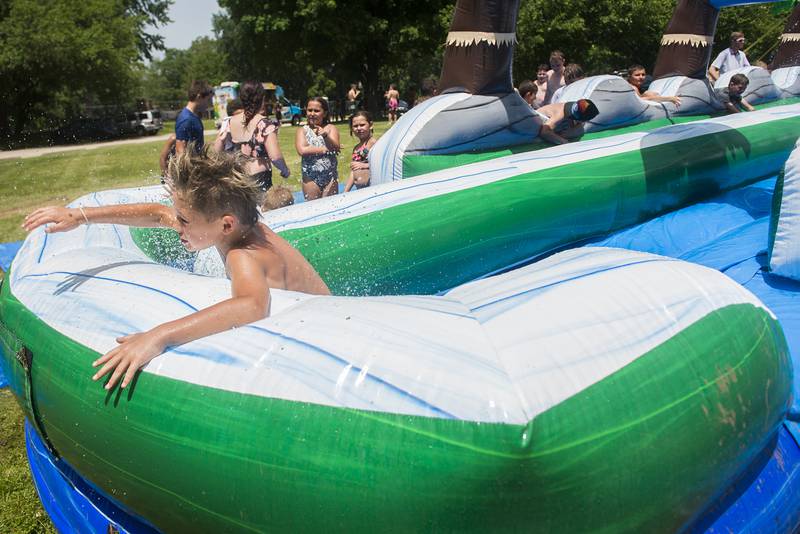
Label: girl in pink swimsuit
xmin=385 ymin=84 xmax=400 ymax=124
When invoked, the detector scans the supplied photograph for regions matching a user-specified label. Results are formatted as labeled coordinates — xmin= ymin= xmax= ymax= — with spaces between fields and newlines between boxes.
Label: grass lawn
xmin=0 ymin=119 xmax=394 ymax=530
xmin=0 ymin=390 xmax=55 ymax=533
xmin=0 ymin=120 xmax=392 ymax=243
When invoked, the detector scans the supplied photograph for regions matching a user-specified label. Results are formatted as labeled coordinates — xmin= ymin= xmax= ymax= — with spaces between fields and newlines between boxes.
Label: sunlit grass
xmin=0 ymin=390 xmax=56 ymax=533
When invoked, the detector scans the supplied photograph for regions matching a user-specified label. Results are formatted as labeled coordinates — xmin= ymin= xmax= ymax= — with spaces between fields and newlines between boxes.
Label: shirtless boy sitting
xmin=23 ymin=148 xmax=330 ymax=390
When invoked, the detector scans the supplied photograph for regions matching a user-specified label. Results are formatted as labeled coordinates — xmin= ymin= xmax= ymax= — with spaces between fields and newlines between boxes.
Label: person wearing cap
xmin=535 ymin=99 xmax=600 ymax=145
xmin=708 ymin=32 xmax=750 ymax=82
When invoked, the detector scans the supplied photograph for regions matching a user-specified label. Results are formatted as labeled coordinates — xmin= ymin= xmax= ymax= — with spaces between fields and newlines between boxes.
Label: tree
xmin=514 ymin=0 xmax=674 ymax=77
xmin=715 ymin=4 xmax=787 ymax=66
xmin=513 ymin=0 xmax=786 ymax=78
xmin=0 ymin=0 xmax=171 ymax=144
xmin=140 ymin=37 xmax=233 ymax=108
xmin=215 ymin=0 xmax=452 ymax=114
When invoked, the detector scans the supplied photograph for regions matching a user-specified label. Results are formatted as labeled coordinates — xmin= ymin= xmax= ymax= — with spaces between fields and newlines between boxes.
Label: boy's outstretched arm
xmin=92 ymin=249 xmax=271 ymax=390
xmin=23 ymin=203 xmax=178 ymax=234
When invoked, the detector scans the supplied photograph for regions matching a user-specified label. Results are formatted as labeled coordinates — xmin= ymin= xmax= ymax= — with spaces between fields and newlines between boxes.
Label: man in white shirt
xmin=708 ymin=32 xmax=750 ymax=82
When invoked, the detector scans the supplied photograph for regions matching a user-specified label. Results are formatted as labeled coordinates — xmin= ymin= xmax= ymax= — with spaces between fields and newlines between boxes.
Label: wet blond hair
xmin=168 ymin=145 xmax=261 ymax=227
xmin=262 ymin=185 xmax=295 ymax=211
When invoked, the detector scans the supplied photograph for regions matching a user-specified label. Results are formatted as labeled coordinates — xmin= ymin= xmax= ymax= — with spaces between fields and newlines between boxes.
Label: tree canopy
xmin=0 ymin=0 xmax=171 ymax=144
xmin=212 ymin=0 xmax=786 ymax=109
xmin=214 ymin=0 xmax=452 ymax=111
xmin=140 ymin=37 xmax=233 ymax=107
xmin=0 ymin=0 xmax=791 ymax=146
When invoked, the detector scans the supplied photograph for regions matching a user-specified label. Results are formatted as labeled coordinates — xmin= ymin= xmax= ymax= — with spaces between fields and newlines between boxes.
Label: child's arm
xmin=344 ymin=171 xmax=355 ymax=192
xmin=742 ymin=98 xmax=755 ymax=112
xmin=159 ymin=135 xmax=176 ymax=175
xmin=642 ymin=93 xmax=681 ymax=107
xmin=539 ymin=124 xmax=569 ymax=145
xmin=321 ymin=124 xmax=341 ymax=152
xmin=262 ymin=125 xmax=290 ymax=178
xmin=23 ymin=203 xmax=177 ymax=234
xmin=724 ymin=101 xmax=740 ymax=114
xmin=294 ymin=127 xmax=328 ymax=156
xmin=92 ymin=248 xmax=271 ymax=390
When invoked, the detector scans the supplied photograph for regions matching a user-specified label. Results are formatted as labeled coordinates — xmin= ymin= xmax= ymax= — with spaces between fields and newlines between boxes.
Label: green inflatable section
xmin=403 ymin=98 xmax=800 ymax=179
xmin=0 ymin=275 xmax=791 ymax=533
xmin=279 ymin=116 xmax=800 ymax=296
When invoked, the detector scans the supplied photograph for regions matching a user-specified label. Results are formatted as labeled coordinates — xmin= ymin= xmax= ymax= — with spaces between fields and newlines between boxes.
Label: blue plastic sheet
xmin=25 ymin=420 xmax=159 ymax=534
xmin=0 ymin=240 xmax=21 ymax=389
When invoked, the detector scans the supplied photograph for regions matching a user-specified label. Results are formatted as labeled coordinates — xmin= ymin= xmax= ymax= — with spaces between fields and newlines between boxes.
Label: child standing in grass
xmin=23 ymin=148 xmax=330 ymax=390
xmin=295 ymin=97 xmax=340 ymax=201
xmin=344 ymin=111 xmax=376 ymax=192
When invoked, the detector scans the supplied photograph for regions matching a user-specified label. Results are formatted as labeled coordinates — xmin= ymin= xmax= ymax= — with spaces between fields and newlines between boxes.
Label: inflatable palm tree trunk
xmin=771 ymin=3 xmax=800 ymax=70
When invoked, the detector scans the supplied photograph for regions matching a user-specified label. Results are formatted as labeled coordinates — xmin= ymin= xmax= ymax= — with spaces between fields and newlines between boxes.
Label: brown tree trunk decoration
xmin=653 ymin=0 xmax=720 ymax=80
xmin=438 ymin=0 xmax=521 ymax=95
xmin=770 ymin=3 xmax=800 ymax=70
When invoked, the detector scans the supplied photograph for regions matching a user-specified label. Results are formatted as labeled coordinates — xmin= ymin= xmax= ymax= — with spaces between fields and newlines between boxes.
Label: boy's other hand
xmin=92 ymin=331 xmax=167 ymax=390
xmin=23 ymin=206 xmax=83 ymax=233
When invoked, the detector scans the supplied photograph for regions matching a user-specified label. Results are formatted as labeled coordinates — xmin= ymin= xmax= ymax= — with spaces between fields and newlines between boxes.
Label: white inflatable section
xmin=10 ymin=189 xmax=770 ymax=424
xmin=369 ymin=92 xmax=472 ymax=185
xmin=715 ymin=66 xmax=781 ymax=104
xmin=772 ymin=66 xmax=800 ymax=97
xmin=551 ymin=75 xmax=661 ymax=106
xmin=770 ymin=138 xmax=800 ymax=280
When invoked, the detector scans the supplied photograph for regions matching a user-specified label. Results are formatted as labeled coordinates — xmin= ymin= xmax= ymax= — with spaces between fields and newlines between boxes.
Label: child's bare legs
xmin=302 ymin=178 xmax=323 ymax=201
xmin=321 ymin=178 xmax=339 ymax=197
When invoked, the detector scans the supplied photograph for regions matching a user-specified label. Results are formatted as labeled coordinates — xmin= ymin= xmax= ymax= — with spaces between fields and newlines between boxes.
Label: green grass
xmin=0 ymin=390 xmax=56 ymax=533
xmin=0 ymin=120 xmax=392 ymax=243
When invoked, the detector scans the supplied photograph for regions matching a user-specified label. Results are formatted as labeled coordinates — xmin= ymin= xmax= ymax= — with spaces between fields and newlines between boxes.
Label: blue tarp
xmin=0 ymin=240 xmax=21 ymax=389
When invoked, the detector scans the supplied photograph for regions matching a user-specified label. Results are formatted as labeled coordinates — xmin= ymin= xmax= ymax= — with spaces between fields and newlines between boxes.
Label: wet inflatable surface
xmin=2 ymin=171 xmax=799 ymax=533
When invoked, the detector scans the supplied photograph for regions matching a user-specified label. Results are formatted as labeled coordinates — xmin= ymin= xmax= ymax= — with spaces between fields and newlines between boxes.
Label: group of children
xmin=518 ymin=49 xmax=755 ymax=138
xmin=162 ymin=82 xmax=379 ymax=210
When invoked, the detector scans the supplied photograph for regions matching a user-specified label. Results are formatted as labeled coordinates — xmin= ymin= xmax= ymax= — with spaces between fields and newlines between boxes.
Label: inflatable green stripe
xmin=0 ymin=276 xmax=789 ymax=533
xmin=284 ymin=117 xmax=800 ymax=296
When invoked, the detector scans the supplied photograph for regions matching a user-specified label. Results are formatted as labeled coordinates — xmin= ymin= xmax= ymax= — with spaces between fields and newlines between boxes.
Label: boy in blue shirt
xmin=176 ymin=80 xmax=213 ymax=154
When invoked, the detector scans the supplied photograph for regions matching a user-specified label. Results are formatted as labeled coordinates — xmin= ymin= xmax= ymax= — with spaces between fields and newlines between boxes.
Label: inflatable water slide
xmin=2 ymin=0 xmax=800 ymax=532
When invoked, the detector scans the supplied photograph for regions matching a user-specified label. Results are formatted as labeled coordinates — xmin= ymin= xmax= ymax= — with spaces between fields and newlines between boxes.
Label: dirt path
xmin=0 ymin=130 xmax=218 ymax=160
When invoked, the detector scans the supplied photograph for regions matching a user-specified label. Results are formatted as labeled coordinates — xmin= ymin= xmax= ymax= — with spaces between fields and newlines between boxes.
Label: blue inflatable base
xmin=6 ymin=175 xmax=800 ymax=532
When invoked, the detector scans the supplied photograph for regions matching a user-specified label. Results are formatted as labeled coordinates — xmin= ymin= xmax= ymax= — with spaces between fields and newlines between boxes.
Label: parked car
xmin=133 ymin=110 xmax=163 ymax=135
xmin=279 ymin=96 xmax=303 ymax=125
xmin=397 ymin=99 xmax=409 ymax=115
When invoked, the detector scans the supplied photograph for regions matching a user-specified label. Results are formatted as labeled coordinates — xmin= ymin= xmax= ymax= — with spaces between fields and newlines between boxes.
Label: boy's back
xmin=250 ymin=223 xmax=330 ymax=296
